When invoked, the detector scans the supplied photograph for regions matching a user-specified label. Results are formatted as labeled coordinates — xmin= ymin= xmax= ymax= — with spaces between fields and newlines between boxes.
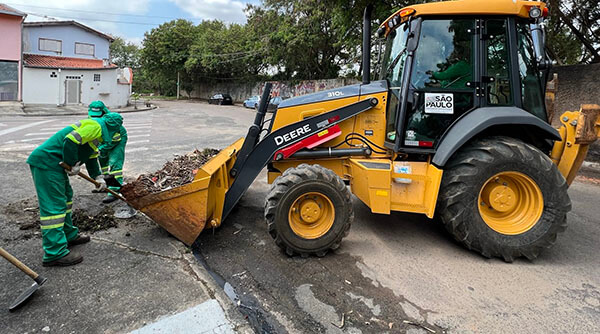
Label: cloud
xmin=169 ymin=0 xmax=248 ymax=24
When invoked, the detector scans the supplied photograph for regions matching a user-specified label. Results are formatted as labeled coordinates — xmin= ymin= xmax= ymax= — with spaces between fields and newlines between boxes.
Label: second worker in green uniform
xmin=88 ymin=101 xmax=128 ymax=203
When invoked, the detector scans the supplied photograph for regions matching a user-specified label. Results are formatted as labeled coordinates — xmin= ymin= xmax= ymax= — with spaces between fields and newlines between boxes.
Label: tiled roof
xmin=23 ymin=54 xmax=117 ymax=69
xmin=0 ymin=3 xmax=27 ymax=17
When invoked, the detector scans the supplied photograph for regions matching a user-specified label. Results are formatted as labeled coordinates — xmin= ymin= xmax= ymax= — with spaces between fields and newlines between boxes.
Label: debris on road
xmin=121 ymin=148 xmax=220 ymax=199
xmin=403 ymin=320 xmax=436 ymax=333
xmin=331 ymin=311 xmax=349 ymax=329
xmin=72 ymin=207 xmax=117 ymax=232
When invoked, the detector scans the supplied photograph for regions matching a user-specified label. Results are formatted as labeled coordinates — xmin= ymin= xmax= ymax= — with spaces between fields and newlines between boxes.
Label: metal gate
xmin=65 ymin=80 xmax=81 ymax=104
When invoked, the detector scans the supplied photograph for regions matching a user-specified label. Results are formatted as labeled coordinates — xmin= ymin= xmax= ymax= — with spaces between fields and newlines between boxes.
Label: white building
xmin=21 ymin=21 xmax=132 ymax=108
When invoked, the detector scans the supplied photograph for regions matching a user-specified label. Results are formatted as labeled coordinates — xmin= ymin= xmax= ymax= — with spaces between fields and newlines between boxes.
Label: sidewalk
xmin=0 ymin=190 xmax=251 ymax=333
xmin=0 ymin=103 xmax=156 ymax=117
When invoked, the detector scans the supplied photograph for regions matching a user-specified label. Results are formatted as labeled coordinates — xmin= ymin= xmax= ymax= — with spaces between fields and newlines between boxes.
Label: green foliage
xmin=546 ymin=0 xmax=600 ymax=64
xmin=136 ymin=0 xmax=598 ymax=95
xmin=109 ymin=37 xmax=141 ymax=69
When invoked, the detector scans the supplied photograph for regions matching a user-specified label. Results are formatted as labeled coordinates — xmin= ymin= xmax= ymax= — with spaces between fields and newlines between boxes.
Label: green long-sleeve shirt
xmin=27 ymin=120 xmax=105 ymax=178
xmin=432 ymin=60 xmax=472 ymax=89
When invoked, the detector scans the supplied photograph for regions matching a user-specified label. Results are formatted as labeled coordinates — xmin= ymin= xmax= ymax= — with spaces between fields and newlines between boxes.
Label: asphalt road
xmin=1 ymin=100 xmax=598 ymax=333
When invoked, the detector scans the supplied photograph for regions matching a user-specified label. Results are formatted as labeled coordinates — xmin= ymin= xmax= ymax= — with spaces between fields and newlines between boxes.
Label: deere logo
xmin=275 ymin=124 xmax=311 ymax=146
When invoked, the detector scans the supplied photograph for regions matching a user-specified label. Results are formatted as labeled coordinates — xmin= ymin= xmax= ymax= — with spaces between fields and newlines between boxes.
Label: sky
xmin=6 ymin=0 xmax=261 ymax=45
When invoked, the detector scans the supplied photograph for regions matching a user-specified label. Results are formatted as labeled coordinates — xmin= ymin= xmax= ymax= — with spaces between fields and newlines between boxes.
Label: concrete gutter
xmin=0 ymin=105 xmax=157 ymax=117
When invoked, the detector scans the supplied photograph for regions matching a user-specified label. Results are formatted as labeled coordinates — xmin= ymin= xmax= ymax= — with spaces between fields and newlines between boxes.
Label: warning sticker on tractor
xmin=425 ymin=93 xmax=454 ymax=114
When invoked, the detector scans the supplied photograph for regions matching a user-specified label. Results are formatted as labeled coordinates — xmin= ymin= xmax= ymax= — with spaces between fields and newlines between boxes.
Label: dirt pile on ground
xmin=121 ymin=148 xmax=220 ymax=199
xmin=72 ymin=207 xmax=118 ymax=232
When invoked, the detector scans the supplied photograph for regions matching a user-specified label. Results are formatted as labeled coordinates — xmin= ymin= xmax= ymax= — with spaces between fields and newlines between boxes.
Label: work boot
xmin=68 ymin=234 xmax=91 ymax=247
xmin=102 ymin=194 xmax=118 ymax=204
xmin=42 ymin=251 xmax=83 ymax=267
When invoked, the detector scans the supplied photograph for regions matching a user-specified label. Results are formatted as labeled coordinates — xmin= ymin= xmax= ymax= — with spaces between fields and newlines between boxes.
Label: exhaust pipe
xmin=362 ymin=5 xmax=373 ymax=84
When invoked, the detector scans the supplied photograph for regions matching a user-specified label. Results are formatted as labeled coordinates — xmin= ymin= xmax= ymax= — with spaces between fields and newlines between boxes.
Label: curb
xmin=0 ymin=105 xmax=157 ymax=117
xmin=183 ymin=253 xmax=254 ymax=334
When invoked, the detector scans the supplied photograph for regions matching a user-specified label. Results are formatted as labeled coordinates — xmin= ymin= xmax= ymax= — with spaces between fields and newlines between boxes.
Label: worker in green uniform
xmin=27 ymin=112 xmax=123 ymax=266
xmin=87 ymin=101 xmax=128 ymax=204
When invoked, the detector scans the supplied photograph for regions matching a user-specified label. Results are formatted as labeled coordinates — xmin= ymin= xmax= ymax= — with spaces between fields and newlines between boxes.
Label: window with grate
xmin=39 ymin=38 xmax=62 ymax=53
xmin=94 ymin=74 xmax=101 ymax=82
xmin=75 ymin=42 xmax=95 ymax=56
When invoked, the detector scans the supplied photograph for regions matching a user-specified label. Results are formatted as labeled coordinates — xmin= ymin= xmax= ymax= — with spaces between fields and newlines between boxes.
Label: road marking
xmin=128 ymin=134 xmax=150 ymax=138
xmin=127 ymin=140 xmax=150 ymax=145
xmin=125 ymin=122 xmax=153 ymax=126
xmin=17 ymin=137 xmax=49 ymax=142
xmin=0 ymin=120 xmax=54 ymax=137
xmin=25 ymin=131 xmax=57 ymax=136
xmin=127 ymin=147 xmax=149 ymax=153
xmin=127 ymin=129 xmax=151 ymax=134
xmin=40 ymin=127 xmax=67 ymax=131
xmin=0 ymin=123 xmax=6 ymax=127
xmin=126 ymin=126 xmax=152 ymax=130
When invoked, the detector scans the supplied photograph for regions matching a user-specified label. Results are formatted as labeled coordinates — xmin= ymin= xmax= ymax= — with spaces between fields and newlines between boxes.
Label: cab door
xmin=402 ymin=19 xmax=477 ymax=150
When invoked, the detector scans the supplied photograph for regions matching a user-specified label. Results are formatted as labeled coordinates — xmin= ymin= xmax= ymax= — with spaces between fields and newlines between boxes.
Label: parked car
xmin=243 ymin=95 xmax=260 ymax=109
xmin=257 ymin=96 xmax=289 ymax=113
xmin=208 ymin=93 xmax=233 ymax=105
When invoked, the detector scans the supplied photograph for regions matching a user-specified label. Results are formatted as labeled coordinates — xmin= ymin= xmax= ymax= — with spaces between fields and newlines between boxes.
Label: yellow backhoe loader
xmin=127 ymin=0 xmax=600 ymax=262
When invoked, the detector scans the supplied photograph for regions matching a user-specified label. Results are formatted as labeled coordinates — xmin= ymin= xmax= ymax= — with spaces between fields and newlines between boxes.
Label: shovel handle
xmin=59 ymin=162 xmax=128 ymax=202
xmin=0 ymin=247 xmax=39 ymax=280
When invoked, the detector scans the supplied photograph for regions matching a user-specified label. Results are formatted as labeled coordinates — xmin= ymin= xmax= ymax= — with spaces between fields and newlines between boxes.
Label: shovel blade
xmin=9 ymin=282 xmax=41 ymax=312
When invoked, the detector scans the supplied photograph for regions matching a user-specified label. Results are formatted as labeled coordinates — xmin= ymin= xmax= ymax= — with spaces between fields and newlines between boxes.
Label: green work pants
xmin=99 ymin=138 xmax=126 ymax=195
xmin=30 ymin=166 xmax=79 ymax=262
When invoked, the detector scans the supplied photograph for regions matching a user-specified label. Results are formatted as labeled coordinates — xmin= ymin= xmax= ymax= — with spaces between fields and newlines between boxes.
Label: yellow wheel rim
xmin=478 ymin=172 xmax=544 ymax=235
xmin=288 ymin=192 xmax=335 ymax=239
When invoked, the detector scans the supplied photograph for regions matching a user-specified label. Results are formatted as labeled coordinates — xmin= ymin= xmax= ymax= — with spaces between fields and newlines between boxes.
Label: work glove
xmin=95 ymin=175 xmax=107 ymax=192
xmin=67 ymin=162 xmax=82 ymax=176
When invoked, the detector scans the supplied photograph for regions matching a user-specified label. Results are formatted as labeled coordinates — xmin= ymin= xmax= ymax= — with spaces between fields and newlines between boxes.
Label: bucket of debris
xmin=121 ymin=138 xmax=244 ymax=245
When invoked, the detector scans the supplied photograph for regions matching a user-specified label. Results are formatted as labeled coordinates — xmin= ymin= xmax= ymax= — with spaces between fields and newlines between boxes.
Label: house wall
xmin=23 ymin=67 xmax=130 ymax=108
xmin=23 ymin=25 xmax=110 ymax=59
xmin=0 ymin=13 xmax=23 ymax=100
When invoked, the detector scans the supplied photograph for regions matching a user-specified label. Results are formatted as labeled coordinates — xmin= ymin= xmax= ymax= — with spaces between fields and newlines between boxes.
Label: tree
xmin=140 ymin=19 xmax=197 ymax=95
xmin=546 ymin=0 xmax=600 ymax=64
xmin=109 ymin=37 xmax=141 ymax=69
xmin=184 ymin=20 xmax=266 ymax=82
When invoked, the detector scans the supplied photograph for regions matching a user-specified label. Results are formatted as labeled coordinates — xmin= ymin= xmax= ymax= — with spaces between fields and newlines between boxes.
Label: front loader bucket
xmin=127 ymin=138 xmax=244 ymax=245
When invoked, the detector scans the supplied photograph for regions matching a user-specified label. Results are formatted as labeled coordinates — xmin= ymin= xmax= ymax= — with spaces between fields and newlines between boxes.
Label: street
xmin=1 ymin=100 xmax=599 ymax=333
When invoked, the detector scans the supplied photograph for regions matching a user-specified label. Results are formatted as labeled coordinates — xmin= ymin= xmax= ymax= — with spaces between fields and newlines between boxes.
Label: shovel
xmin=0 ymin=247 xmax=48 ymax=311
xmin=59 ymin=162 xmax=137 ymax=219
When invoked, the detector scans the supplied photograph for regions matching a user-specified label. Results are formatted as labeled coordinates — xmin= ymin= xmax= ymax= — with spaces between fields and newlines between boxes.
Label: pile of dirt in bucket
xmin=72 ymin=207 xmax=118 ymax=232
xmin=121 ymin=148 xmax=220 ymax=200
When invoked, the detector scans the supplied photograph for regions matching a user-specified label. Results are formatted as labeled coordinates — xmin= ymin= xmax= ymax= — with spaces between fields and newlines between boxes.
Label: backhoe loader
xmin=127 ymin=0 xmax=600 ymax=262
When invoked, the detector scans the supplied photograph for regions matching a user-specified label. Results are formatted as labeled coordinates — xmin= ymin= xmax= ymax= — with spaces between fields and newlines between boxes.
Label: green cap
xmin=88 ymin=100 xmax=108 ymax=118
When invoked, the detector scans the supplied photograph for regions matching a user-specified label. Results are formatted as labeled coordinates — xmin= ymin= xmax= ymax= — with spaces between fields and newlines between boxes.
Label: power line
xmin=23 ymin=11 xmax=165 ymax=26
xmin=6 ymin=2 xmax=201 ymax=21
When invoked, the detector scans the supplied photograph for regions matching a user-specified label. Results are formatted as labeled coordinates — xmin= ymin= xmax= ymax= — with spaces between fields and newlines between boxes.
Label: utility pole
xmin=177 ymin=71 xmax=180 ymax=100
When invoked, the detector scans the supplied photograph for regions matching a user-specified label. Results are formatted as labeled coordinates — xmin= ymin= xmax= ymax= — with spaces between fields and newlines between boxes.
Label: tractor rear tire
xmin=265 ymin=164 xmax=353 ymax=257
xmin=437 ymin=136 xmax=571 ymax=262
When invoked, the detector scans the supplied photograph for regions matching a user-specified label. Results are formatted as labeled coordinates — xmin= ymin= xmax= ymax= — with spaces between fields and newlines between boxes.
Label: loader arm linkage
xmin=222 ymin=98 xmax=379 ymax=220
xmin=551 ymin=104 xmax=600 ymax=185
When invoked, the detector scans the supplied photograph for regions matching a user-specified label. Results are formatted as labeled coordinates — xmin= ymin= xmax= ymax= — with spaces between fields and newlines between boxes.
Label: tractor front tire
xmin=437 ymin=136 xmax=571 ymax=262
xmin=265 ymin=164 xmax=353 ymax=257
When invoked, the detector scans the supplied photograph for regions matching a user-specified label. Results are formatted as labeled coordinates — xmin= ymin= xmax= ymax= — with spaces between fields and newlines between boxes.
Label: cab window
xmin=485 ymin=19 xmax=513 ymax=105
xmin=517 ymin=23 xmax=546 ymax=120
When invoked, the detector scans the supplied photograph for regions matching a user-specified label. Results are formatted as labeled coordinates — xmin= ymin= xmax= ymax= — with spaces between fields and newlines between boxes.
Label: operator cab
xmin=378 ymin=0 xmax=551 ymax=153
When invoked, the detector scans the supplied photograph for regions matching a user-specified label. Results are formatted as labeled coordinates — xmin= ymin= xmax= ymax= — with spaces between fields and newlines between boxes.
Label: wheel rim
xmin=478 ymin=172 xmax=544 ymax=235
xmin=288 ymin=192 xmax=335 ymax=239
